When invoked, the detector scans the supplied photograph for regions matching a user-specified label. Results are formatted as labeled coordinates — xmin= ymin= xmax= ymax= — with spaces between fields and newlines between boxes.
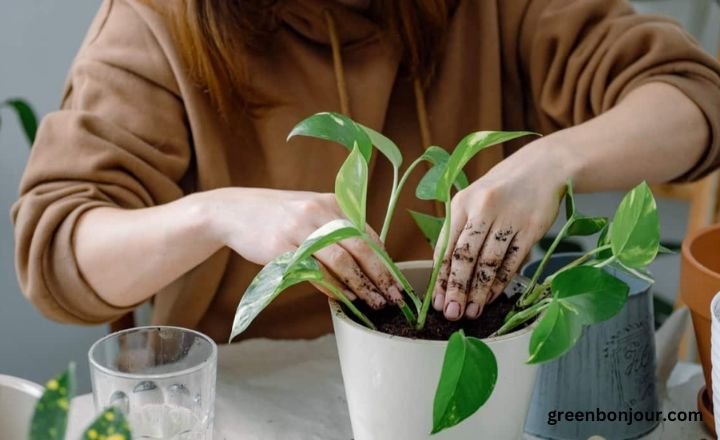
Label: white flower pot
xmin=0 ymin=374 xmax=43 ymax=438
xmin=710 ymin=291 xmax=720 ymax=430
xmin=330 ymin=260 xmax=538 ymax=440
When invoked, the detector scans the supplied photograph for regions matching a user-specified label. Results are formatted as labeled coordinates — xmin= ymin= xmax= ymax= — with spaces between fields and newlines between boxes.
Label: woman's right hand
xmin=202 ymin=187 xmax=402 ymax=309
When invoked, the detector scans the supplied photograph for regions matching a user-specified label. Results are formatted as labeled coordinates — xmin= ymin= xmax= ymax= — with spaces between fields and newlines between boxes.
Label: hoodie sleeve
xmin=11 ymin=0 xmax=191 ymax=324
xmin=519 ymin=0 xmax=720 ymax=181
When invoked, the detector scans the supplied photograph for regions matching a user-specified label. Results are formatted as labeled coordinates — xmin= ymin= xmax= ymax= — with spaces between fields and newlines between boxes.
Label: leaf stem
xmin=617 ymin=261 xmax=656 ymax=284
xmin=595 ymin=256 xmax=617 ymax=269
xmin=557 ymin=244 xmax=611 ymax=273
xmin=380 ymin=157 xmax=424 ymax=242
xmin=397 ymin=300 xmax=418 ymax=325
xmin=317 ymin=280 xmax=376 ymax=330
xmin=379 ymin=167 xmax=400 ymax=242
xmin=520 ymin=283 xmax=551 ymax=310
xmin=495 ymin=298 xmax=551 ymax=336
xmin=518 ymin=220 xmax=572 ymax=307
xmin=520 ymin=243 xmax=613 ymax=307
xmin=417 ymin=200 xmax=451 ymax=330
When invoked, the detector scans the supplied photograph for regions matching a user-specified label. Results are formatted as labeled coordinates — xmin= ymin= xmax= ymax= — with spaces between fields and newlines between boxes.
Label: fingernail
xmin=344 ymin=289 xmax=357 ymax=301
xmin=433 ymin=293 xmax=445 ymax=311
xmin=445 ymin=301 xmax=461 ymax=320
xmin=387 ymin=285 xmax=403 ymax=303
xmin=369 ymin=290 xmax=387 ymax=310
xmin=489 ymin=285 xmax=503 ymax=302
xmin=466 ymin=303 xmax=480 ymax=319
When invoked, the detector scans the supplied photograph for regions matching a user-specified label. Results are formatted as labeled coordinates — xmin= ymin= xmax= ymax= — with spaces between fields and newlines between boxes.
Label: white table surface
xmin=66 ymin=310 xmax=713 ymax=440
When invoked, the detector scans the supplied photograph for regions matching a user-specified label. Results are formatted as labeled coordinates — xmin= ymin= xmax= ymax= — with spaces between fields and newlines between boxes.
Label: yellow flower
xmin=46 ymin=380 xmax=59 ymax=390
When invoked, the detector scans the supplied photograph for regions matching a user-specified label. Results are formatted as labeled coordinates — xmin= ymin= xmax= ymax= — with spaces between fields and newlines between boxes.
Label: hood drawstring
xmin=412 ymin=78 xmax=432 ymax=150
xmin=324 ymin=10 xmax=352 ymax=117
xmin=323 ymin=9 xmax=432 ymax=149
xmin=324 ymin=9 xmax=443 ymax=217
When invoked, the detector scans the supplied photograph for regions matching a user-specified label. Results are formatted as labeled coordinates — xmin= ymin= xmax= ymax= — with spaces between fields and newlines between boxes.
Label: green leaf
xmin=421 ymin=146 xmax=469 ymax=190
xmin=566 ymin=216 xmax=608 ymax=237
xmin=230 ymin=253 xmax=322 ymax=340
xmin=30 ymin=364 xmax=75 ymax=440
xmin=231 ymin=220 xmax=365 ymax=341
xmin=454 ymin=175 xmax=470 ymax=190
xmin=610 ymin=182 xmax=660 ymax=268
xmin=287 ymin=112 xmax=372 ymax=162
xmin=358 ymin=123 xmax=402 ymax=168
xmin=551 ymin=266 xmax=629 ymax=324
xmin=564 ymin=180 xmax=608 ymax=237
xmin=415 ymin=146 xmax=471 ymax=201
xmin=291 ymin=219 xmax=362 ymax=266
xmin=596 ymin=223 xmax=613 ymax=259
xmin=279 ymin=261 xmax=324 ymax=288
xmin=527 ymin=266 xmax=629 ymax=364
xmin=432 ymin=330 xmax=498 ymax=434
xmin=81 ymin=407 xmax=132 ymax=440
xmin=1 ymin=98 xmax=38 ymax=145
xmin=437 ymin=131 xmax=537 ymax=199
xmin=527 ymin=301 xmax=583 ymax=364
xmin=416 ymin=163 xmax=448 ymax=201
xmin=335 ymin=145 xmax=369 ymax=229
xmin=420 ymin=146 xmax=451 ymax=166
xmin=409 ymin=210 xmax=444 ymax=248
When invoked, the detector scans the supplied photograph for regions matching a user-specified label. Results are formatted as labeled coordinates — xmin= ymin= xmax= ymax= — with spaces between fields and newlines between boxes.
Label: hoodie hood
xmin=279 ymin=0 xmax=380 ymax=46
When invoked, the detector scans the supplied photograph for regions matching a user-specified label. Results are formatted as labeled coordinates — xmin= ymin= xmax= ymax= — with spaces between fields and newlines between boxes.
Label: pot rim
xmin=682 ymin=224 xmax=720 ymax=282
xmin=88 ymin=325 xmax=218 ymax=380
xmin=330 ymin=260 xmax=537 ymax=346
xmin=0 ymin=374 xmax=44 ymax=399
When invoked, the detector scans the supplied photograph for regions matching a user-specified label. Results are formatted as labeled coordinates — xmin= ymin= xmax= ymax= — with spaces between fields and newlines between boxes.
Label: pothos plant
xmin=229 ymin=112 xmax=661 ymax=434
xmin=29 ymin=364 xmax=132 ymax=440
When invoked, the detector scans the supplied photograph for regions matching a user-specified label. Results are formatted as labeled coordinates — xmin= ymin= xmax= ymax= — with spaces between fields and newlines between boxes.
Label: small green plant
xmin=230 ymin=112 xmax=661 ymax=434
xmin=29 ymin=364 xmax=132 ymax=440
xmin=0 ymin=98 xmax=38 ymax=145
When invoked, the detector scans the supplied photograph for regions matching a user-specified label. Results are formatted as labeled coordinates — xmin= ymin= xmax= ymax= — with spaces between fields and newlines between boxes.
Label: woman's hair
xmin=155 ymin=0 xmax=449 ymax=113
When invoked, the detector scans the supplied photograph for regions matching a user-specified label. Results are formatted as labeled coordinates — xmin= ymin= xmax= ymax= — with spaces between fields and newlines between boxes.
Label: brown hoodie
xmin=12 ymin=0 xmax=720 ymax=342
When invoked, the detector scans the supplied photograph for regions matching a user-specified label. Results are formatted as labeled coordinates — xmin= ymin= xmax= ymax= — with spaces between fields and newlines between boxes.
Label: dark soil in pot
xmin=344 ymin=290 xmax=528 ymax=341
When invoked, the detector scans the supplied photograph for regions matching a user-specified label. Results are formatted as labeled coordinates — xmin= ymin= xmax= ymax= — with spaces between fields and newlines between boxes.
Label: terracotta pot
xmin=680 ymin=223 xmax=720 ymax=435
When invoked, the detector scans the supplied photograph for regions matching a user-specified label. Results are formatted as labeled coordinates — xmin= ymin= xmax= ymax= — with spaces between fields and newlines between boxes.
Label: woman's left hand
xmin=431 ymin=141 xmax=568 ymax=320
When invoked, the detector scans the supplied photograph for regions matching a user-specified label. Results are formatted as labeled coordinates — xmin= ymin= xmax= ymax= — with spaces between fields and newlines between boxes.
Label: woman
xmin=12 ymin=0 xmax=720 ymax=342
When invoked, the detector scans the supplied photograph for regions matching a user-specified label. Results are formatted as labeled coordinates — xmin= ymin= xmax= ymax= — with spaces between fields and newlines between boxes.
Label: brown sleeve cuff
xmin=14 ymin=193 xmax=139 ymax=325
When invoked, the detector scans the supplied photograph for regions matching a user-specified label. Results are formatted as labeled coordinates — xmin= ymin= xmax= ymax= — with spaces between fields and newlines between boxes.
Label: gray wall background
xmin=0 ymin=1 xmax=718 ymax=394
xmin=1 ymin=2 xmax=104 ymax=393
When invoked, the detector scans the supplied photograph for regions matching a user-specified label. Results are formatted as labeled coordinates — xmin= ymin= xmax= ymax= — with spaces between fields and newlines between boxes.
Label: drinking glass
xmin=89 ymin=326 xmax=217 ymax=440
